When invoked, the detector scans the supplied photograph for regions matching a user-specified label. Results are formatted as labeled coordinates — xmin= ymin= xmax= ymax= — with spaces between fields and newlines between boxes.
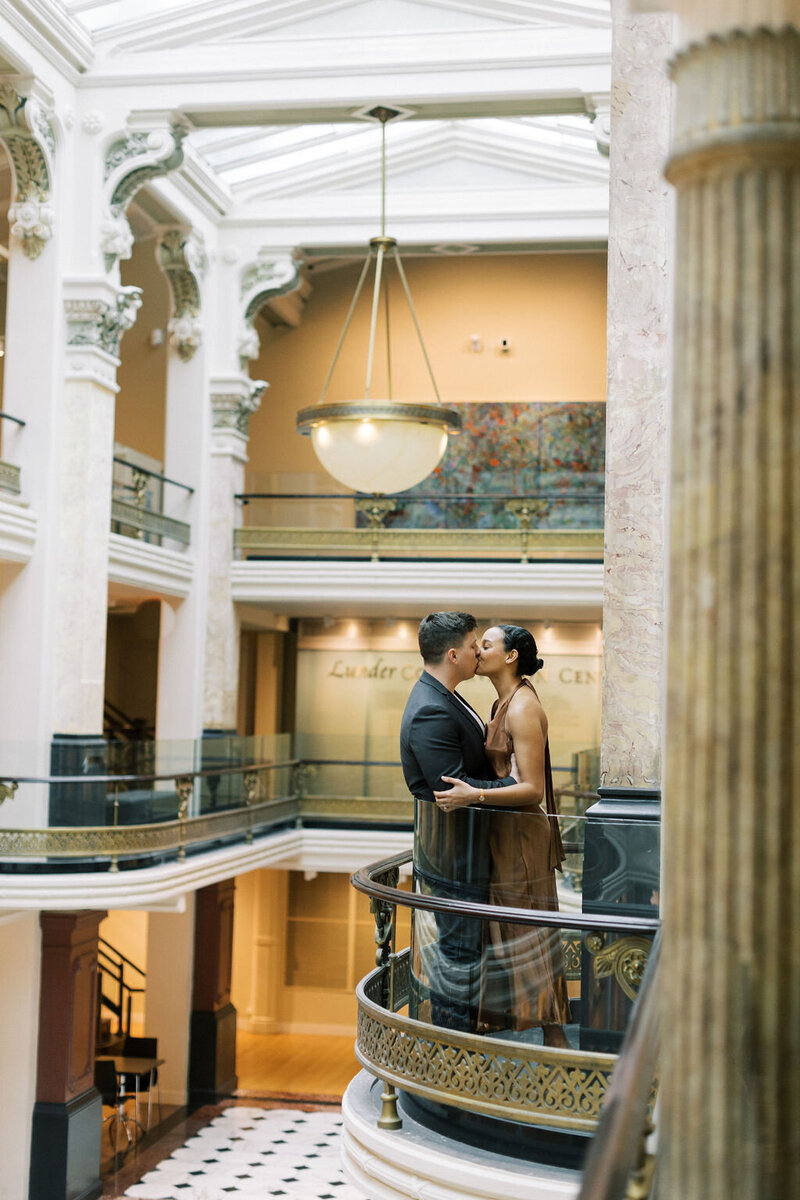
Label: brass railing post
xmin=175 ymin=775 xmax=193 ymax=861
xmin=131 ymin=467 xmax=148 ymax=539
xmin=370 ymin=865 xmax=402 ymax=1130
xmin=354 ymin=496 xmax=397 ymax=563
xmin=505 ymin=498 xmax=549 ymax=564
xmin=0 ymin=780 xmax=19 ymax=805
xmin=110 ymin=781 xmax=120 ymax=873
xmin=243 ymin=770 xmax=258 ymax=843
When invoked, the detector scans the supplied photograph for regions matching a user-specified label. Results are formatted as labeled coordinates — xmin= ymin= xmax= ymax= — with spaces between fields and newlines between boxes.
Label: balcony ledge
xmin=0 ymin=826 xmax=411 ymax=912
xmin=342 ymin=1070 xmax=580 ymax=1200
xmin=0 ymin=495 xmax=37 ymax=564
xmin=231 ymin=559 xmax=603 ymax=618
xmin=108 ymin=532 xmax=195 ymax=598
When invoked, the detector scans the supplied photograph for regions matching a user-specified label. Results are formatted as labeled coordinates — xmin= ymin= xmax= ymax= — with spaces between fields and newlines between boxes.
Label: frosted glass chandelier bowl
xmin=297 ymin=401 xmax=461 ymax=494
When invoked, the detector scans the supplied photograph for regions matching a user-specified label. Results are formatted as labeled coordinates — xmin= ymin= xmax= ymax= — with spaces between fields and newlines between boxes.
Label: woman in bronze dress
xmin=433 ymin=625 xmax=571 ymax=1047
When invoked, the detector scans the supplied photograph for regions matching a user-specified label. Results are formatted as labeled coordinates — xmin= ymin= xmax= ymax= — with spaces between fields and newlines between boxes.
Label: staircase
xmin=96 ymin=937 xmax=146 ymax=1052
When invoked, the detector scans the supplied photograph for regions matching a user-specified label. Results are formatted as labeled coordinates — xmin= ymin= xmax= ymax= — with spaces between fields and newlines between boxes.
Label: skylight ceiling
xmin=187 ymin=116 xmax=606 ymax=204
xmin=65 ymin=0 xmax=611 ymax=42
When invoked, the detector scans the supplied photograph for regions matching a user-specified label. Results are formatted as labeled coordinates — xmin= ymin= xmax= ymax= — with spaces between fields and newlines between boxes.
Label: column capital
xmin=211 ymin=377 xmax=267 ymax=436
xmin=0 ymin=83 xmax=56 ymax=260
xmin=667 ymin=25 xmax=800 ymax=180
xmin=158 ymin=227 xmax=207 ymax=361
xmin=65 ymin=280 xmax=142 ymax=355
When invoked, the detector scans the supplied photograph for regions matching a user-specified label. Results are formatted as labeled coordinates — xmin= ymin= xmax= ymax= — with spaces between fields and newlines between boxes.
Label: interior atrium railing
xmin=0 ymin=410 xmax=25 ymax=495
xmin=111 ymin=455 xmax=193 ymax=548
xmin=351 ymin=849 xmax=660 ymax=1143
xmin=234 ymin=491 xmax=603 ymax=562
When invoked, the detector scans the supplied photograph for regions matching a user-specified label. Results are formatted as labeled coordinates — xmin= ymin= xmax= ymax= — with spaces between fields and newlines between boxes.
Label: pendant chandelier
xmin=296 ymin=106 xmax=461 ymax=494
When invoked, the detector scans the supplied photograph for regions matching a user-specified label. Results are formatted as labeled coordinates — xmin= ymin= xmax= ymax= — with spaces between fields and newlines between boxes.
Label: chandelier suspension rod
xmin=384 ymin=267 xmax=392 ymax=400
xmin=392 ymin=247 xmax=441 ymax=403
xmin=364 ymin=244 xmax=387 ymax=398
xmin=317 ymin=253 xmax=373 ymax=404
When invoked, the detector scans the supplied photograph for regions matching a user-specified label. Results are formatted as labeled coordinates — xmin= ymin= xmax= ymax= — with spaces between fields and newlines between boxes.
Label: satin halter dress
xmin=481 ymin=678 xmax=571 ymax=1030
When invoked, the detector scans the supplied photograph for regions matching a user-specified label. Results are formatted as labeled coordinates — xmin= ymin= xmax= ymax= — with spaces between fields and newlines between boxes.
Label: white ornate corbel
xmin=0 ymin=84 xmax=56 ymax=259
xmin=158 ymin=228 xmax=207 ymax=361
xmin=101 ymin=122 xmax=189 ymax=270
xmin=587 ymin=94 xmax=611 ymax=157
xmin=237 ymin=251 xmax=304 ymax=368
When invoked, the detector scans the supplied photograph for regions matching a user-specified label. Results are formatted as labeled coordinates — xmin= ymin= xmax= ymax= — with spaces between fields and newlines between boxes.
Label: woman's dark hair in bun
xmin=498 ymin=625 xmax=544 ymax=677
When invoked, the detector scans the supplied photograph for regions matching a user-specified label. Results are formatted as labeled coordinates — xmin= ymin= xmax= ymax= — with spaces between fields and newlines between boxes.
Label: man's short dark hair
xmin=418 ymin=611 xmax=477 ymax=664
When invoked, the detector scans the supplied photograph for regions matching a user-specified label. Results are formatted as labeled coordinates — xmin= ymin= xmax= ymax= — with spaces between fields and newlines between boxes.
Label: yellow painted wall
xmin=246 ymin=252 xmax=607 ymax=487
xmin=99 ymin=909 xmax=149 ymax=1031
xmin=116 ymin=239 xmax=170 ymax=462
xmin=232 ymin=868 xmax=412 ymax=1036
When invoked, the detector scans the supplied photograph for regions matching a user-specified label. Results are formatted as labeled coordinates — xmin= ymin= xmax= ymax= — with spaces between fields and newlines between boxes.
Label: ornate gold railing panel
xmin=298 ymin=795 xmax=414 ymax=823
xmin=356 ymin=950 xmax=617 ymax=1133
xmin=0 ymin=460 xmax=21 ymax=495
xmin=234 ymin=526 xmax=603 ymax=562
xmin=111 ymin=498 xmax=191 ymax=546
xmin=0 ymin=796 xmax=298 ymax=866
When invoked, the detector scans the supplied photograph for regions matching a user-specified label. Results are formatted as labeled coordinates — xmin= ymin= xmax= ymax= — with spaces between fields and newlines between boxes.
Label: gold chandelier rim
xmin=296 ymin=401 xmax=462 ymax=434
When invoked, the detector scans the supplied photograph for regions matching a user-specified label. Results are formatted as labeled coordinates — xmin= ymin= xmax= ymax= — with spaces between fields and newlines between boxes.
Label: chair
xmin=94 ymin=1059 xmax=141 ymax=1154
xmin=121 ymin=1035 xmax=161 ymax=1129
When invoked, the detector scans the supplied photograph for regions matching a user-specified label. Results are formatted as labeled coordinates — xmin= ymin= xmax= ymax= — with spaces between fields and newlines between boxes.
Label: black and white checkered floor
xmin=124 ymin=1106 xmax=365 ymax=1200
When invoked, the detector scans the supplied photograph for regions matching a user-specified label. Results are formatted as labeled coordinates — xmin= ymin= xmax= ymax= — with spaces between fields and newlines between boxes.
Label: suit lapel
xmin=420 ymin=672 xmax=486 ymax=743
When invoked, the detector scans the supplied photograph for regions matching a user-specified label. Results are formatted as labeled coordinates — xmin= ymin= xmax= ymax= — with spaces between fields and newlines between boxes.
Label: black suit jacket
xmin=401 ymin=671 xmax=514 ymax=896
xmin=400 ymin=670 xmax=515 ymax=802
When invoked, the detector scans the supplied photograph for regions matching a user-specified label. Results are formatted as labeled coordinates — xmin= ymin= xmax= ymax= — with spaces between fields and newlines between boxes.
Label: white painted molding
xmin=231 ymin=560 xmax=604 ymax=618
xmin=107 ymin=532 xmax=195 ymax=598
xmin=0 ymin=496 xmax=37 ymax=564
xmin=4 ymin=0 xmax=93 ymax=79
xmin=342 ymin=1072 xmax=581 ymax=1200
xmin=168 ymin=142 xmax=234 ymax=220
xmin=0 ymin=826 xmax=412 ymax=911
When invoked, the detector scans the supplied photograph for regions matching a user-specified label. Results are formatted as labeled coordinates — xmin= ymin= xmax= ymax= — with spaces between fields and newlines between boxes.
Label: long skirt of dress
xmin=481 ymin=808 xmax=571 ymax=1031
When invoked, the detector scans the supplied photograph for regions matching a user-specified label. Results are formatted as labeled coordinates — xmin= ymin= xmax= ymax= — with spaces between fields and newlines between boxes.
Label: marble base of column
xmin=28 ymin=1092 xmax=103 ymax=1200
xmin=188 ymin=1003 xmax=238 ymax=1106
xmin=579 ymin=787 xmax=660 ymax=1052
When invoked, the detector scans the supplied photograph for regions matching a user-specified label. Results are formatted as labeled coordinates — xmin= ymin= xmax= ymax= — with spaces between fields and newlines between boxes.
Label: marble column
xmin=203 ymin=377 xmax=265 ymax=734
xmin=29 ymin=911 xmax=106 ymax=1200
xmin=48 ymin=283 xmax=141 ymax=822
xmin=189 ymin=879 xmax=238 ymax=1104
xmin=155 ymin=231 xmax=212 ymax=748
xmin=658 ymin=23 xmax=800 ymax=1200
xmin=600 ymin=1 xmax=674 ymax=791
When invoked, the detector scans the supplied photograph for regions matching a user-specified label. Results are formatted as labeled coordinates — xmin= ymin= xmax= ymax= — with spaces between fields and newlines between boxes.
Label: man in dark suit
xmin=400 ymin=611 xmax=515 ymax=1030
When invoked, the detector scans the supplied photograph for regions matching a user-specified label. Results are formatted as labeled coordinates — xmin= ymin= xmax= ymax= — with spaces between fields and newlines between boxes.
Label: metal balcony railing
xmin=0 ymin=410 xmax=25 ymax=495
xmin=351 ymin=850 xmax=660 ymax=1141
xmin=234 ymin=491 xmax=604 ymax=562
xmin=111 ymin=455 xmax=193 ymax=548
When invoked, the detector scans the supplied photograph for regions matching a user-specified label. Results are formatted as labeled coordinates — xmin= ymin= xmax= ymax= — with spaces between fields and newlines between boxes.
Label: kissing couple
xmin=400 ymin=610 xmax=571 ymax=1046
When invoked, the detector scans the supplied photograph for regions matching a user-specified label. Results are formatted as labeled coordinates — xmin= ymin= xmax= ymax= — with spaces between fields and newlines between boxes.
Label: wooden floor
xmin=235 ymin=1031 xmax=360 ymax=1098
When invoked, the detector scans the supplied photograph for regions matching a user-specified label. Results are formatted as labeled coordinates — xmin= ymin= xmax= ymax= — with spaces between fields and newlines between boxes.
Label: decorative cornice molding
xmin=0 ymin=494 xmax=37 ymax=565
xmin=0 ymin=84 xmax=55 ymax=259
xmin=108 ymin=532 xmax=195 ymax=599
xmin=158 ymin=229 xmax=206 ymax=361
xmin=3 ymin=1 xmax=93 ymax=79
xmin=65 ymin=287 xmax=143 ymax=359
xmin=101 ymin=123 xmax=189 ymax=269
xmin=211 ymin=379 xmax=268 ymax=438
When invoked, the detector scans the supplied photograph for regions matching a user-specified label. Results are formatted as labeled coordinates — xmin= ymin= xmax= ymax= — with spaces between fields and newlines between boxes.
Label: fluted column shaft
xmin=660 ymin=26 xmax=800 ymax=1200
